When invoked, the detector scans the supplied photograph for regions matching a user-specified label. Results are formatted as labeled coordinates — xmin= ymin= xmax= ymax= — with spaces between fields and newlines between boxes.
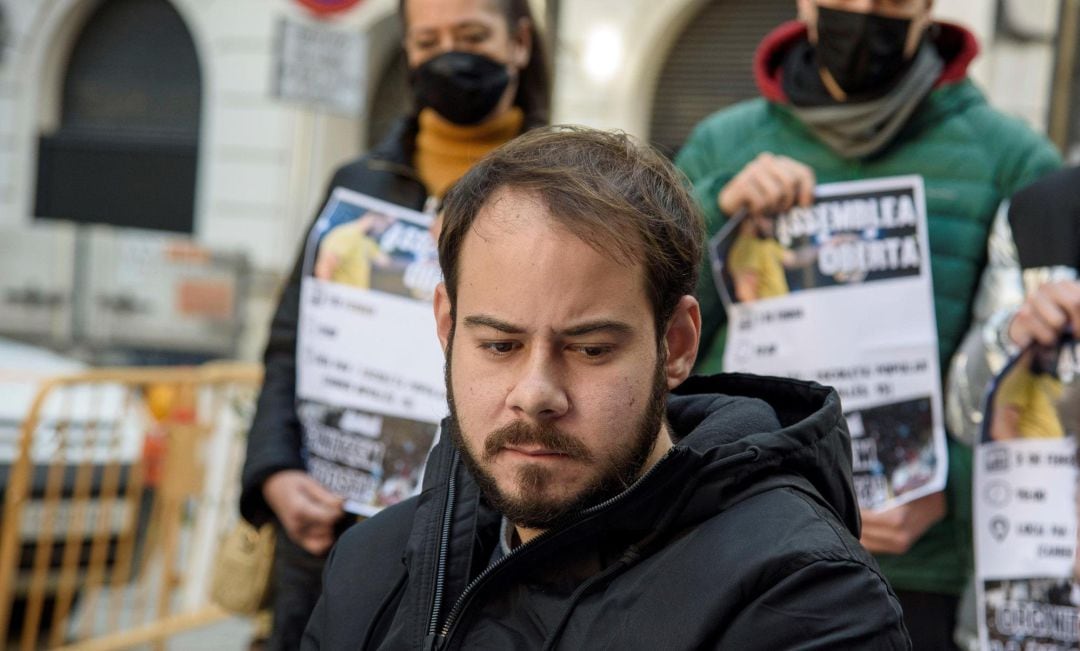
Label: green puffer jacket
xmin=676 ymin=21 xmax=1060 ymax=596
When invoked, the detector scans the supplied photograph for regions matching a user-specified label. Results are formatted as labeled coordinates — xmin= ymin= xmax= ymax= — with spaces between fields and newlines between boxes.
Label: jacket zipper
xmin=433 ymin=451 xmax=679 ymax=647
xmin=431 ymin=445 xmax=761 ymax=649
xmin=435 ymin=446 xmax=673 ymax=646
xmin=423 ymin=451 xmax=459 ymax=651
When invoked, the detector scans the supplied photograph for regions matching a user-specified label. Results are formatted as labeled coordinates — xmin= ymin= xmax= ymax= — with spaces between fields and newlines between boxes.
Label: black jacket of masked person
xmin=301 ymin=374 xmax=911 ymax=650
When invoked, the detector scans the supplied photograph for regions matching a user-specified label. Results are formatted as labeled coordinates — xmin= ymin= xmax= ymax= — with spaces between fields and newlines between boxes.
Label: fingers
xmin=858 ymin=491 xmax=946 ymax=555
xmin=280 ymin=495 xmax=343 ymax=553
xmin=262 ymin=470 xmax=345 ymax=551
xmin=1050 ymin=280 xmax=1080 ymax=334
xmin=1008 ymin=280 xmax=1080 ymax=348
xmin=314 ymin=251 xmax=339 ymax=281
xmin=790 ymin=161 xmax=816 ymax=207
xmin=859 ymin=508 xmax=913 ymax=554
xmin=294 ymin=520 xmax=338 ymax=556
xmin=301 ymin=475 xmax=347 ymax=512
xmin=718 ymin=153 xmax=816 ymax=217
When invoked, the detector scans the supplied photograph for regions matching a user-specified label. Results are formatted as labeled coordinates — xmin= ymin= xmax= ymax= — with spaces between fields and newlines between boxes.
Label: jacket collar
xmin=755 ymin=20 xmax=980 ymax=104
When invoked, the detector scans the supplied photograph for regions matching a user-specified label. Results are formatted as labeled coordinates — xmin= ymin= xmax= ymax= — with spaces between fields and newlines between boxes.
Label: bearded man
xmin=302 ymin=127 xmax=910 ymax=650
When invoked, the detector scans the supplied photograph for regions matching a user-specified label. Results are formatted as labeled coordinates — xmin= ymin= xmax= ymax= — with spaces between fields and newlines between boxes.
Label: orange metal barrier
xmin=0 ymin=362 xmax=262 ymax=650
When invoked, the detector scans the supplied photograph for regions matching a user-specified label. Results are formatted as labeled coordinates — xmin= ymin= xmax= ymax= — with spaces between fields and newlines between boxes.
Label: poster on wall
xmin=296 ymin=187 xmax=445 ymax=516
xmin=974 ymin=344 xmax=1079 ymax=651
xmin=711 ymin=175 xmax=946 ymax=510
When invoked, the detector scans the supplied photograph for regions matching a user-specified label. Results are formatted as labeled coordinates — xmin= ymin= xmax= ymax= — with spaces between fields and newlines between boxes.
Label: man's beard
xmin=444 ymin=336 xmax=669 ymax=531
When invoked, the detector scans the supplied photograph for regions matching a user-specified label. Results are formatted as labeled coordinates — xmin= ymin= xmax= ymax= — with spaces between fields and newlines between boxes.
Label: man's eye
xmin=460 ymin=31 xmax=488 ymax=45
xmin=482 ymin=341 xmax=517 ymax=355
xmin=573 ymin=345 xmax=612 ymax=359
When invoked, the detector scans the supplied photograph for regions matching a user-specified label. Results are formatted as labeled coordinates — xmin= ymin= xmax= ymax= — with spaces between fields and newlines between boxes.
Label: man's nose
xmin=506 ymin=350 xmax=569 ymax=421
xmin=434 ymin=32 xmax=456 ymax=55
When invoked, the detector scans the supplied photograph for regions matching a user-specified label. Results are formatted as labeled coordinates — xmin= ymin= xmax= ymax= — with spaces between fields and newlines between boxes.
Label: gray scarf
xmin=789 ymin=45 xmax=944 ymax=158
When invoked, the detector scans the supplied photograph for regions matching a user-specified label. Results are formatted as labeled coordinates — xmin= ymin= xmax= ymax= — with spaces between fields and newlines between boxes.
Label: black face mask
xmin=814 ymin=7 xmax=915 ymax=96
xmin=411 ymin=51 xmax=512 ymax=125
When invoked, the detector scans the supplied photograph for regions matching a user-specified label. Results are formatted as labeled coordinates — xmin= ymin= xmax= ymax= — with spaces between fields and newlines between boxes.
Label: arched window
xmin=649 ymin=0 xmax=794 ymax=156
xmin=35 ymin=0 xmax=202 ymax=233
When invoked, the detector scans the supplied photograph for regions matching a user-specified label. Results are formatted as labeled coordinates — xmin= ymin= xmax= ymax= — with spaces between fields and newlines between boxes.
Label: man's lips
xmin=501 ymin=445 xmax=572 ymax=458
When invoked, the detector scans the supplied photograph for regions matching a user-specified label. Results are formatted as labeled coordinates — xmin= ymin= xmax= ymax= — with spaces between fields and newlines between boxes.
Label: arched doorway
xmin=648 ymin=0 xmax=795 ymax=156
xmin=34 ymin=0 xmax=202 ymax=233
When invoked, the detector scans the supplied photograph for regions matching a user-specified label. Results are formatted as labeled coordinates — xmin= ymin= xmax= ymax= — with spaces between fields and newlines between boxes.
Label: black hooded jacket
xmin=302 ymin=373 xmax=910 ymax=650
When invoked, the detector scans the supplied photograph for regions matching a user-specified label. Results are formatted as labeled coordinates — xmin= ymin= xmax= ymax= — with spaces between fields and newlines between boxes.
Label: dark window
xmin=649 ymin=0 xmax=795 ymax=157
xmin=35 ymin=0 xmax=202 ymax=233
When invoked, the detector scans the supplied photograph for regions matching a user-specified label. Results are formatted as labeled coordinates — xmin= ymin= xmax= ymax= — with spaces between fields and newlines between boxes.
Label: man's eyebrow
xmin=411 ymin=20 xmax=489 ymax=35
xmin=462 ymin=315 xmax=526 ymax=334
xmin=559 ymin=320 xmax=635 ymax=337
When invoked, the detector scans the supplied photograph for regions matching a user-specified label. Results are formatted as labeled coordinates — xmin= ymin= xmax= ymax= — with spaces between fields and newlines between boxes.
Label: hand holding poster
xmin=711 ymin=176 xmax=946 ymax=510
xmin=974 ymin=341 xmax=1080 ymax=651
xmin=297 ymin=188 xmax=446 ymax=516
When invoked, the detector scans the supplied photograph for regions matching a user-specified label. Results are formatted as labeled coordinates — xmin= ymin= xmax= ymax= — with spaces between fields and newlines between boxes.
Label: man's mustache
xmin=482 ymin=420 xmax=593 ymax=462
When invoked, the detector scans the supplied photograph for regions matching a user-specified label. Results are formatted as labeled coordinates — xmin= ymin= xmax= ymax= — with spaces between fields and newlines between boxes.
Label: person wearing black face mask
xmin=677 ymin=1 xmax=1061 ymax=649
xmin=237 ymin=1 xmax=549 ymax=649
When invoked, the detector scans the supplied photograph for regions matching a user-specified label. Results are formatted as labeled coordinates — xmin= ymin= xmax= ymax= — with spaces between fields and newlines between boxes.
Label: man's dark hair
xmin=439 ymin=126 xmax=705 ymax=334
xmin=399 ymin=0 xmax=551 ymax=125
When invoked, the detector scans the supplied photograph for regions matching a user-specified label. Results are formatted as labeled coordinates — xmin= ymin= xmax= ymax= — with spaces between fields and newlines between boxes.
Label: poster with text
xmin=296 ymin=187 xmax=445 ymax=516
xmin=974 ymin=347 xmax=1080 ymax=651
xmin=712 ymin=175 xmax=946 ymax=510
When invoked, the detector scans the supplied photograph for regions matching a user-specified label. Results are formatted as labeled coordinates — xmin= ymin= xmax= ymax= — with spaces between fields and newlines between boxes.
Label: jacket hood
xmin=667 ymin=373 xmax=859 ymax=537
xmin=754 ymin=20 xmax=979 ymax=104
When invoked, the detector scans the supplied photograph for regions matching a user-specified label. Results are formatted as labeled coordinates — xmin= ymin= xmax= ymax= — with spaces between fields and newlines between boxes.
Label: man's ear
xmin=434 ymin=282 xmax=453 ymax=354
xmin=663 ymin=295 xmax=702 ymax=389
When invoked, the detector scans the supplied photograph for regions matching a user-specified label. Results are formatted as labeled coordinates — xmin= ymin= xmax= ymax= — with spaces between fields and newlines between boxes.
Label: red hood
xmin=754 ymin=20 xmax=980 ymax=103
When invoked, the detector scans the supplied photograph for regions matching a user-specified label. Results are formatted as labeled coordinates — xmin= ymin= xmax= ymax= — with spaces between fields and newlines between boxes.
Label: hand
xmin=313 ymin=249 xmax=341 ymax=281
xmin=859 ymin=490 xmax=946 ymax=555
xmin=718 ymin=153 xmax=816 ymax=217
xmin=1007 ymin=280 xmax=1080 ymax=348
xmin=263 ymin=470 xmax=345 ymax=555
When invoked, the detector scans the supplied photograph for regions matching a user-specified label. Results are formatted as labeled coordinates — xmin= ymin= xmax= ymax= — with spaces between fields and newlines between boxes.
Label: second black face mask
xmin=814 ymin=7 xmax=914 ymax=97
xmin=411 ymin=51 xmax=511 ymax=125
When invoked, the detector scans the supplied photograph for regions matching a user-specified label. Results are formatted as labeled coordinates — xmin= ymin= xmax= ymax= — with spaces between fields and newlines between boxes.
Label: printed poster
xmin=975 ymin=344 xmax=1080 ymax=651
xmin=711 ymin=175 xmax=946 ymax=510
xmin=296 ymin=187 xmax=446 ymax=516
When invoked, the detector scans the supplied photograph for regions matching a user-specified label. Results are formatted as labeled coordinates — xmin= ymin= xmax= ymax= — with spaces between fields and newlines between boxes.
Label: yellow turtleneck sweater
xmin=414 ymin=107 xmax=525 ymax=198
